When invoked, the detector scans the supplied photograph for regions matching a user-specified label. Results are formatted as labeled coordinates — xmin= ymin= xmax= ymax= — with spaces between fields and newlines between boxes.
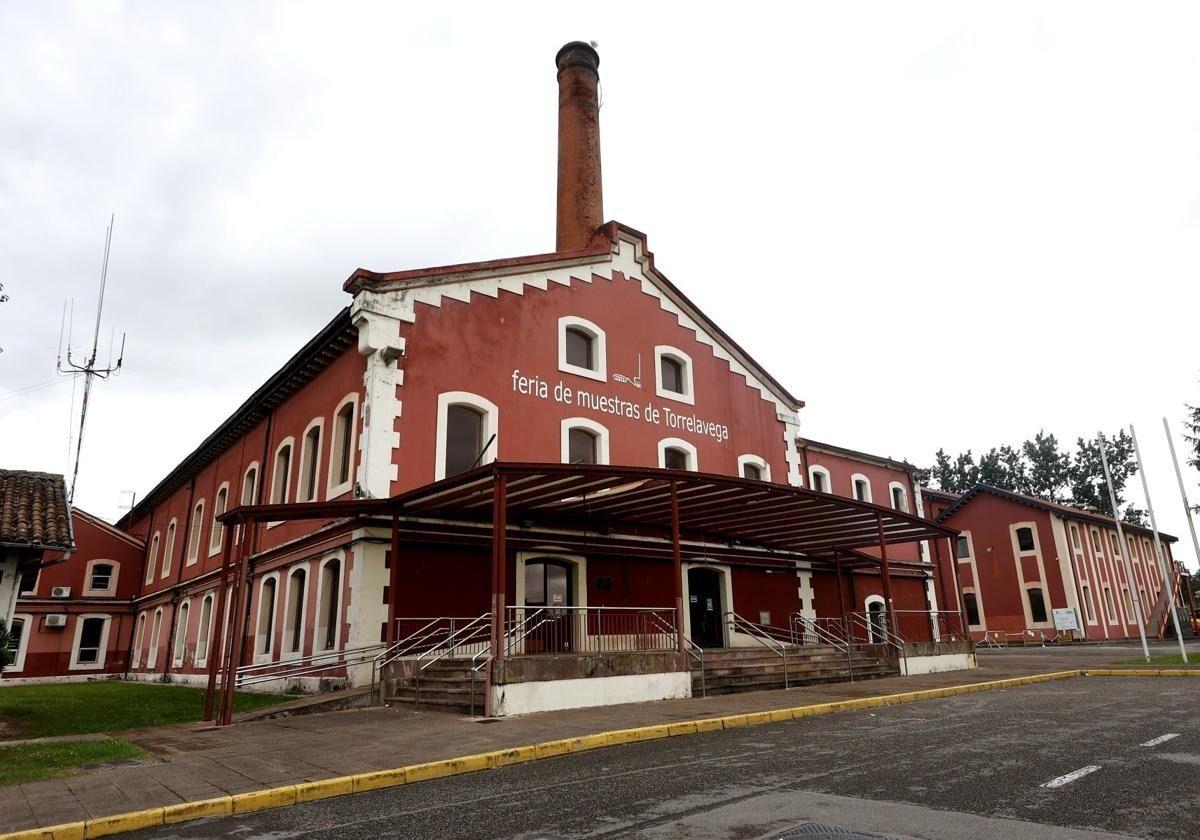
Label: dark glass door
xmin=687 ymin=568 xmax=724 ymax=648
xmin=524 ymin=560 xmax=574 ymax=653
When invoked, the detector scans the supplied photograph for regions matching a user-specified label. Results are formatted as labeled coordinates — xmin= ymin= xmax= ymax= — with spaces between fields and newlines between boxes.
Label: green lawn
xmin=0 ymin=682 xmax=294 ymax=739
xmin=0 ymin=738 xmax=150 ymax=785
xmin=1112 ymin=653 xmax=1194 ymax=666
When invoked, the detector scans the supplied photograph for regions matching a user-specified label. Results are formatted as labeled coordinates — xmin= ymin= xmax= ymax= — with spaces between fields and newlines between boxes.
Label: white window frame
xmin=241 ymin=462 xmax=260 ymax=506
xmin=326 ymin=393 xmax=360 ymax=499
xmin=267 ymin=438 xmax=296 ymax=526
xmin=186 ymin=499 xmax=205 ymax=566
xmin=808 ymin=465 xmax=831 ymax=493
xmin=83 ymin=559 xmax=119 ymax=596
xmin=312 ymin=552 xmax=345 ymax=654
xmin=737 ymin=454 xmax=770 ymax=481
xmin=161 ymin=519 xmax=177 ymax=579
xmin=194 ymin=592 xmax=215 ymax=668
xmin=254 ymin=572 xmax=282 ymax=663
xmin=147 ymin=607 xmax=164 ymax=669
xmin=70 ymin=613 xmax=112 ymax=670
xmin=434 ymin=391 xmax=499 ymax=481
xmin=558 ymin=316 xmax=607 ymax=383
xmin=172 ymin=598 xmax=191 ymax=667
xmin=145 ymin=532 xmax=160 ymax=584
xmin=560 ymin=417 xmax=611 ymax=465
xmin=961 ymin=589 xmax=984 ymax=629
xmin=4 ymin=613 xmax=31 ymax=673
xmin=209 ymin=482 xmax=230 ymax=557
xmin=1081 ymin=584 xmax=1096 ymax=623
xmin=653 ymin=345 xmax=695 ymax=405
xmin=131 ymin=611 xmax=147 ymax=668
xmin=296 ymin=418 xmax=325 ymax=504
xmin=282 ymin=565 xmax=309 ymax=659
xmin=658 ymin=437 xmax=698 ymax=471
xmin=851 ymin=473 xmax=873 ymax=503
xmin=888 ymin=481 xmax=909 ymax=513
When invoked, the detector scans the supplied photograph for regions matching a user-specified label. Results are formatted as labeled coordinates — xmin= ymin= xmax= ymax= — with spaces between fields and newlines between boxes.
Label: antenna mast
xmin=59 ymin=214 xmax=126 ymax=503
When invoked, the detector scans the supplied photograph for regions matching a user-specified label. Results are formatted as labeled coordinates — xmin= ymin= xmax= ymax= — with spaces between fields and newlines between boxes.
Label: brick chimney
xmin=555 ymin=41 xmax=603 ymax=252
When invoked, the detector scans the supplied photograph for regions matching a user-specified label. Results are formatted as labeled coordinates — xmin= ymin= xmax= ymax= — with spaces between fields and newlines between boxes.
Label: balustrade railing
xmin=502 ymin=605 xmax=678 ymax=656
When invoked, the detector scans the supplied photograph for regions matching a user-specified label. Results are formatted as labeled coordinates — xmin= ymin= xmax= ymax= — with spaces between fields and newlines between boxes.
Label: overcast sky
xmin=1 ymin=2 xmax=1198 ymax=569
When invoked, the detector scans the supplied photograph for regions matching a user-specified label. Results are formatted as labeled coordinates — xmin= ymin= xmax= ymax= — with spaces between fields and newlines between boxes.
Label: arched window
xmin=436 ymin=392 xmax=498 ymax=480
xmin=889 ymin=482 xmax=908 ymax=512
xmin=146 ymin=533 xmax=160 ymax=584
xmin=659 ymin=438 xmax=697 ymax=471
xmin=1103 ymin=587 xmax=1116 ymax=620
xmin=1015 ymin=526 xmax=1036 ymax=553
xmin=132 ymin=612 xmax=147 ymax=668
xmin=808 ymin=466 xmax=831 ymax=493
xmin=242 ymin=464 xmax=259 ymax=506
xmin=285 ymin=568 xmax=307 ymax=656
xmin=161 ymin=520 xmax=177 ymax=579
xmin=742 ymin=462 xmax=762 ymax=479
xmin=147 ymin=608 xmax=163 ymax=668
xmin=568 ymin=427 xmax=597 ymax=464
xmin=738 ymin=455 xmax=769 ymax=481
xmin=88 ymin=562 xmax=114 ymax=594
xmin=186 ymin=500 xmax=205 ymax=565
xmin=654 ymin=346 xmax=694 ymax=404
xmin=298 ymin=421 xmax=323 ymax=503
xmin=196 ymin=594 xmax=214 ymax=666
xmin=316 ymin=557 xmax=342 ymax=652
xmin=560 ymin=418 xmax=609 ymax=466
xmin=446 ymin=405 xmax=483 ymax=476
xmin=1026 ymin=587 xmax=1048 ymax=624
xmin=256 ymin=576 xmax=278 ymax=658
xmin=1091 ymin=529 xmax=1103 ymax=553
xmin=173 ymin=600 xmax=190 ymax=667
xmin=210 ymin=484 xmax=229 ymax=554
xmin=328 ymin=396 xmax=358 ymax=496
xmin=558 ymin=316 xmax=607 ymax=381
xmin=851 ymin=474 xmax=872 ymax=503
xmin=271 ymin=440 xmax=294 ymax=505
xmin=1081 ymin=585 xmax=1095 ymax=622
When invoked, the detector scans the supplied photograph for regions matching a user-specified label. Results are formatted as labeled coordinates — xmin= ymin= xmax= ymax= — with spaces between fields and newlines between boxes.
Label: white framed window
xmin=1012 ymin=523 xmax=1038 ymax=555
xmin=195 ymin=593 xmax=214 ymax=668
xmin=84 ymin=559 xmax=118 ymax=596
xmin=1070 ymin=524 xmax=1081 ymax=550
xmin=283 ymin=566 xmax=308 ymax=658
xmin=1090 ymin=528 xmax=1103 ymax=554
xmin=851 ymin=474 xmax=872 ymax=503
xmin=1103 ymin=586 xmax=1117 ymax=622
xmin=558 ymin=316 xmax=607 ymax=382
xmin=147 ymin=607 xmax=163 ymax=669
xmin=560 ymin=417 xmax=610 ymax=465
xmin=186 ymin=500 xmax=205 ymax=566
xmin=956 ymin=532 xmax=974 ymax=560
xmin=131 ymin=611 xmax=147 ymax=668
xmin=888 ymin=482 xmax=909 ymax=512
xmin=1081 ymin=585 xmax=1095 ymax=623
xmin=654 ymin=345 xmax=695 ymax=405
xmin=737 ymin=454 xmax=770 ymax=481
xmin=808 ymin=465 xmax=831 ymax=493
xmin=327 ymin=394 xmax=359 ymax=499
xmin=4 ymin=614 xmax=30 ymax=673
xmin=161 ymin=519 xmax=177 ymax=579
xmin=313 ymin=554 xmax=344 ymax=653
xmin=435 ymin=392 xmax=499 ymax=480
xmin=145 ymin=532 xmax=160 ymax=584
xmin=962 ymin=591 xmax=982 ymax=628
xmin=297 ymin=419 xmax=324 ymax=503
xmin=172 ymin=599 xmax=191 ymax=667
xmin=255 ymin=573 xmax=281 ymax=661
xmin=70 ymin=614 xmax=111 ymax=670
xmin=241 ymin=462 xmax=260 ymax=506
xmin=1023 ymin=585 xmax=1050 ymax=626
xmin=270 ymin=439 xmax=295 ymax=505
xmin=209 ymin=483 xmax=230 ymax=556
xmin=658 ymin=437 xmax=698 ymax=471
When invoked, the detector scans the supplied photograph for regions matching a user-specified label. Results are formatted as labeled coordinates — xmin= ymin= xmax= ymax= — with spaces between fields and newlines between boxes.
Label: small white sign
xmin=1052 ymin=608 xmax=1078 ymax=631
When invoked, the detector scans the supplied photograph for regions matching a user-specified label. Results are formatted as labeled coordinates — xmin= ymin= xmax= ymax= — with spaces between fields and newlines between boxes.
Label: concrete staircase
xmin=383 ymin=659 xmax=483 ymax=715
xmin=692 ymin=645 xmax=899 ymax=696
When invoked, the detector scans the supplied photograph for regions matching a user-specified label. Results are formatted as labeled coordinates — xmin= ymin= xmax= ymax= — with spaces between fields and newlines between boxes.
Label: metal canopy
xmin=222 ymin=462 xmax=956 ymax=554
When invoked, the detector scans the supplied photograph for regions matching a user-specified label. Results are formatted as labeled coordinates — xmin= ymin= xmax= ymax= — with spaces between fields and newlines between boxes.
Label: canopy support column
xmin=219 ymin=524 xmax=254 ymax=727
xmin=876 ymin=514 xmax=897 ymax=640
xmin=490 ymin=473 xmax=508 ymax=663
xmin=833 ymin=549 xmax=848 ymax=625
xmin=670 ymin=480 xmax=685 ymax=654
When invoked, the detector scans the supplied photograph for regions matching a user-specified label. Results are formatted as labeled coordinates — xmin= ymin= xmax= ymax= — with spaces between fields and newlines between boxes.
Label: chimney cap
xmin=556 ymin=41 xmax=600 ymax=76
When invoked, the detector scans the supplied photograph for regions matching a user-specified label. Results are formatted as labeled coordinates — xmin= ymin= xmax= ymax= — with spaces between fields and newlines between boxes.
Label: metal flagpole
xmin=1164 ymin=417 xmax=1200 ymax=629
xmin=1130 ymin=425 xmax=1187 ymax=661
xmin=1098 ymin=432 xmax=1150 ymax=662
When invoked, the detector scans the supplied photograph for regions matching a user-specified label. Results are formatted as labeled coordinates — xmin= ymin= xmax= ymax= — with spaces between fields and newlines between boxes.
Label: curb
xmin=4 ymin=668 xmax=1192 ymax=839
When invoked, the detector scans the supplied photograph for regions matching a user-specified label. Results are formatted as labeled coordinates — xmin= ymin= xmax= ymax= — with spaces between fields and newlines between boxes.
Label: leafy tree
xmin=1185 ymin=387 xmax=1200 ymax=511
xmin=929 ymin=448 xmax=979 ymax=494
xmin=1068 ymin=431 xmax=1141 ymax=520
xmin=0 ymin=620 xmax=12 ymax=670
xmin=1023 ymin=431 xmax=1070 ymax=501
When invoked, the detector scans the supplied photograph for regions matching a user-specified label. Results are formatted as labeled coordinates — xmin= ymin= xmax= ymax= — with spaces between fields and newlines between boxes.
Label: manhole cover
xmin=771 ymin=823 xmax=898 ymax=840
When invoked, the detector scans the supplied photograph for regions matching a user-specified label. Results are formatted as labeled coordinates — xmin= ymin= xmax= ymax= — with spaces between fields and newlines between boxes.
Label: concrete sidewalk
xmin=0 ymin=644 xmax=1189 ymax=833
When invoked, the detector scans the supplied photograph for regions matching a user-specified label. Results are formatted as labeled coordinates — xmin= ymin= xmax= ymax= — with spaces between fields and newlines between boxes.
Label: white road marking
xmin=1041 ymin=765 xmax=1100 ymax=788
xmin=1139 ymin=733 xmax=1180 ymax=747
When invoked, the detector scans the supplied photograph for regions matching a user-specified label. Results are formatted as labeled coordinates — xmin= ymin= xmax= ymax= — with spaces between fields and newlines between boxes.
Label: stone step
xmin=697 ymin=668 xmax=897 ymax=695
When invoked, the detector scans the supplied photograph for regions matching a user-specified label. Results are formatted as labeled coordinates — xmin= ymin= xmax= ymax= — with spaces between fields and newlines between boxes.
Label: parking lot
xmin=128 ymin=675 xmax=1198 ymax=839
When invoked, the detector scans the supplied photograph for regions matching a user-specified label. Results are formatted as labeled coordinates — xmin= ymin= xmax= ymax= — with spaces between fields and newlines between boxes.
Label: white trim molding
xmin=312 ymin=552 xmax=346 ymax=654
xmin=808 ymin=465 xmax=831 ymax=493
xmin=434 ymin=391 xmax=499 ymax=481
xmin=887 ymin=481 xmax=909 ymax=513
xmin=282 ymin=565 xmax=310 ymax=660
xmin=557 ymin=315 xmax=607 ymax=383
xmin=186 ymin=499 xmax=205 ymax=567
xmin=83 ymin=558 xmax=119 ymax=597
xmin=145 ymin=532 xmax=160 ymax=584
xmin=737 ymin=454 xmax=770 ymax=481
xmin=69 ymin=613 xmax=112 ymax=671
xmin=194 ymin=591 xmax=216 ymax=669
xmin=208 ymin=482 xmax=231 ymax=557
xmin=296 ymin=417 xmax=326 ymax=504
xmin=560 ymin=417 xmax=611 ymax=465
xmin=172 ymin=598 xmax=191 ymax=668
xmin=850 ymin=473 xmax=873 ymax=503
xmin=658 ymin=437 xmax=698 ymax=471
xmin=160 ymin=519 xmax=178 ymax=579
xmin=653 ymin=345 xmax=695 ymax=405
xmin=253 ymin=572 xmax=282 ymax=663
xmin=326 ymin=393 xmax=361 ymax=500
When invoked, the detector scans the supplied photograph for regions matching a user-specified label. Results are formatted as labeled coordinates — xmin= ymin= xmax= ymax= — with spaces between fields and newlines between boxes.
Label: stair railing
xmin=413 ymin=613 xmax=492 ymax=706
xmin=847 ymin=611 xmax=908 ymax=676
xmin=238 ymin=642 xmax=389 ymax=690
xmin=791 ymin=614 xmax=854 ymax=683
xmin=724 ymin=612 xmax=791 ymax=689
xmin=645 ymin=611 xmax=705 ymax=697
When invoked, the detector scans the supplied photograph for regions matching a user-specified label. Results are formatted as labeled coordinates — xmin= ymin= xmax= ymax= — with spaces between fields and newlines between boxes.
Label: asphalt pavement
xmin=126 ymin=675 xmax=1199 ymax=840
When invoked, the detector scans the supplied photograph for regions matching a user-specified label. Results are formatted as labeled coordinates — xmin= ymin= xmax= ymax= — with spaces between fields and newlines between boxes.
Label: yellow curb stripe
xmin=11 ymin=667 xmax=1199 ymax=840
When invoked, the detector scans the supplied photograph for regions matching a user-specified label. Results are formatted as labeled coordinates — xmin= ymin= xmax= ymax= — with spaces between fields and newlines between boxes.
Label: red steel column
xmin=387 ymin=514 xmax=400 ymax=644
xmin=203 ymin=522 xmax=235 ymax=720
xmin=876 ymin=515 xmax=897 ymax=639
xmin=833 ymin=550 xmax=848 ymax=624
xmin=670 ymin=481 xmax=685 ymax=653
xmin=492 ymin=473 xmax=508 ymax=663
xmin=220 ymin=524 xmax=255 ymax=726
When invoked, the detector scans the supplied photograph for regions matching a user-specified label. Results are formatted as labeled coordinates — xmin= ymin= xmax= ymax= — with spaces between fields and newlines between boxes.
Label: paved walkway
xmin=0 ymin=643 xmax=1193 ymax=833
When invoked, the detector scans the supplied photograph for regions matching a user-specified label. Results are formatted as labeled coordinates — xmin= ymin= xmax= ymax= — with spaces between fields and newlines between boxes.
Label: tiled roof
xmin=0 ymin=470 xmax=74 ymax=551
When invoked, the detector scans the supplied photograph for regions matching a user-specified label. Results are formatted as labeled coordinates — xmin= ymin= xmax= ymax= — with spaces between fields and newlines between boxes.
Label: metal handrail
xmin=847 ymin=611 xmax=908 ymax=675
xmin=237 ymin=642 xmax=388 ymax=688
xmin=644 ymin=611 xmax=704 ymax=697
xmin=788 ymin=613 xmax=848 ymax=645
xmin=725 ymin=611 xmax=790 ymax=689
xmin=790 ymin=614 xmax=854 ymax=683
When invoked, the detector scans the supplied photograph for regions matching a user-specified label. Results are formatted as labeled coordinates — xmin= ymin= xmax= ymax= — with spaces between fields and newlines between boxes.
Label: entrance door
xmin=687 ymin=568 xmax=724 ymax=648
xmin=867 ymin=600 xmax=887 ymax=643
xmin=524 ymin=560 xmax=574 ymax=653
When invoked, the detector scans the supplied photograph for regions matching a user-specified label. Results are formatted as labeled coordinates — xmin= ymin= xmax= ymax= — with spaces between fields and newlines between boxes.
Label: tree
xmin=1185 ymin=385 xmax=1200 ymax=511
xmin=1023 ymin=430 xmax=1070 ymax=501
xmin=929 ymin=448 xmax=979 ymax=494
xmin=0 ymin=620 xmax=12 ymax=670
xmin=1067 ymin=431 xmax=1143 ymax=521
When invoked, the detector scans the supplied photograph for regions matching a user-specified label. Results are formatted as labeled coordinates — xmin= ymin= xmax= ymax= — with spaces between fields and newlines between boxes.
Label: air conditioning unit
xmin=44 ymin=614 xmax=68 ymax=628
xmin=50 ymin=586 xmax=71 ymax=599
